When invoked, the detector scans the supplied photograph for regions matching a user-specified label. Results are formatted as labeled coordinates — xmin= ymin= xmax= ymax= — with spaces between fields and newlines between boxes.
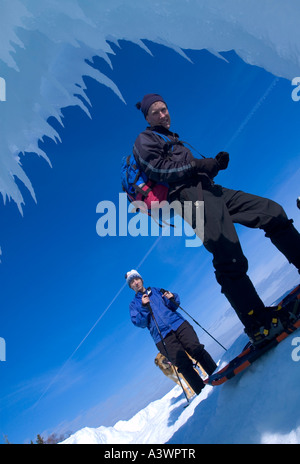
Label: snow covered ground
xmin=62 ymin=327 xmax=300 ymax=445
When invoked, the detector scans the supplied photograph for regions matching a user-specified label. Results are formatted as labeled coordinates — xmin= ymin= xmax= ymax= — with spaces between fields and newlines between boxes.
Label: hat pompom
xmin=137 ymin=93 xmax=165 ymax=118
xmin=125 ymin=269 xmax=142 ymax=286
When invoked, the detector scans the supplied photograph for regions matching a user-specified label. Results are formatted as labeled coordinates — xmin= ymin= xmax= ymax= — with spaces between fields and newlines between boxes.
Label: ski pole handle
xmin=141 ymin=288 xmax=152 ymax=307
xmin=160 ymin=288 xmax=178 ymax=305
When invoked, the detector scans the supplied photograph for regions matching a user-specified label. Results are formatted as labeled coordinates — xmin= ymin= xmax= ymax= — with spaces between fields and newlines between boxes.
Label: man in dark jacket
xmin=127 ymin=269 xmax=217 ymax=395
xmin=133 ymin=93 xmax=300 ymax=347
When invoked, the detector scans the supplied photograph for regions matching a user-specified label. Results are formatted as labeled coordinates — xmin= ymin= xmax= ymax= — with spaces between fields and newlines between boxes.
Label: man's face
xmin=130 ymin=277 xmax=144 ymax=293
xmin=146 ymin=101 xmax=171 ymax=129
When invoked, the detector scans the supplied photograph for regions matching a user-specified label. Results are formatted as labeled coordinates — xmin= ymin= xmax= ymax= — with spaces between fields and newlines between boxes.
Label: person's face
xmin=146 ymin=101 xmax=171 ymax=129
xmin=130 ymin=277 xmax=144 ymax=293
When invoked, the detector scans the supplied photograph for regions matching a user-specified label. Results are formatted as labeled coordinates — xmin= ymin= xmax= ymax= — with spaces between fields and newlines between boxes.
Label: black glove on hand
xmin=215 ymin=151 xmax=229 ymax=170
xmin=194 ymin=158 xmax=220 ymax=179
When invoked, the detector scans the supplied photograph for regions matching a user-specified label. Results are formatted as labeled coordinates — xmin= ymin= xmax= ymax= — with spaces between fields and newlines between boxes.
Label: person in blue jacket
xmin=126 ymin=269 xmax=217 ymax=395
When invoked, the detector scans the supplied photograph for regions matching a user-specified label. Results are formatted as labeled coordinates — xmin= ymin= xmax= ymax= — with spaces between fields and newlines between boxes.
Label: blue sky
xmin=1 ymin=39 xmax=300 ymax=443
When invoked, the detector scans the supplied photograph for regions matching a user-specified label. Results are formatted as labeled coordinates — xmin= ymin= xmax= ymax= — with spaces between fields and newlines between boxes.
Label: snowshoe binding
xmin=245 ymin=285 xmax=300 ymax=348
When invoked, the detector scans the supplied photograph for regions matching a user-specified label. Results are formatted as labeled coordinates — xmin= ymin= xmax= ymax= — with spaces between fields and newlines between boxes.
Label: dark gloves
xmin=215 ymin=151 xmax=229 ymax=170
xmin=195 ymin=151 xmax=229 ymax=179
xmin=194 ymin=152 xmax=229 ymax=179
xmin=194 ymin=158 xmax=220 ymax=179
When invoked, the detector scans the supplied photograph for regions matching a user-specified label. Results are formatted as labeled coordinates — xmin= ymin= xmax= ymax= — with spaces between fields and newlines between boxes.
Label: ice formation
xmin=0 ymin=0 xmax=300 ymax=211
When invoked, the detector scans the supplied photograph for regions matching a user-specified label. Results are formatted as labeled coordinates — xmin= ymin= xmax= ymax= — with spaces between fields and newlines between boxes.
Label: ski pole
xmin=160 ymin=289 xmax=227 ymax=352
xmin=144 ymin=289 xmax=190 ymax=405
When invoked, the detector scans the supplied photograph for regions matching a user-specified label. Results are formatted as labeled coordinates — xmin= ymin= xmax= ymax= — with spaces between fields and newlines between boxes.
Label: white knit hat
xmin=125 ymin=269 xmax=142 ymax=287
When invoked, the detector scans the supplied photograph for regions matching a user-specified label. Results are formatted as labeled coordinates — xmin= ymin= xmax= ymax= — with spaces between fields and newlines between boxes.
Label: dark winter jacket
xmin=133 ymin=126 xmax=220 ymax=199
xmin=129 ymin=287 xmax=185 ymax=344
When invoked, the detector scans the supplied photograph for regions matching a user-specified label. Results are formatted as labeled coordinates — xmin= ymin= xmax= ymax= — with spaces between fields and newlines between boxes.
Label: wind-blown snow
xmin=1 ymin=0 xmax=300 ymax=211
xmin=61 ymin=328 xmax=300 ymax=445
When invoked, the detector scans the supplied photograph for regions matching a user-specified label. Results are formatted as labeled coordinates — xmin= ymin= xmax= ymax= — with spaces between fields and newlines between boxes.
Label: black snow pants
xmin=176 ymin=183 xmax=300 ymax=328
xmin=156 ymin=321 xmax=217 ymax=395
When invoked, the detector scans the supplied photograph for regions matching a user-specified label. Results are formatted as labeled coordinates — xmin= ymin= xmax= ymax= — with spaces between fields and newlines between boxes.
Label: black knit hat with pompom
xmin=135 ymin=93 xmax=166 ymax=118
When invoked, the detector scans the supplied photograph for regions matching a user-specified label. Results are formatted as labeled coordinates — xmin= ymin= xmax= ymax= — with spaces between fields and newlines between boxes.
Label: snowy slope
xmin=61 ymin=328 xmax=300 ymax=445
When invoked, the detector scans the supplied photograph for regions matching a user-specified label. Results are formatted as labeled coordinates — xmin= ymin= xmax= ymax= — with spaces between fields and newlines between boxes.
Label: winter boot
xmin=178 ymin=364 xmax=205 ymax=395
xmin=244 ymin=304 xmax=292 ymax=347
xmin=217 ymin=274 xmax=265 ymax=327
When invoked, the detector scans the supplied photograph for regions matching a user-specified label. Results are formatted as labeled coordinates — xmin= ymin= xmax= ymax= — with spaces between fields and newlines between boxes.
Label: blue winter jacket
xmin=129 ymin=287 xmax=185 ymax=344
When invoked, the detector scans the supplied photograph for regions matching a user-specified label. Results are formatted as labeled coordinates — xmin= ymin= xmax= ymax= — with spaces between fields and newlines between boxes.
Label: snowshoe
xmin=206 ymin=285 xmax=300 ymax=386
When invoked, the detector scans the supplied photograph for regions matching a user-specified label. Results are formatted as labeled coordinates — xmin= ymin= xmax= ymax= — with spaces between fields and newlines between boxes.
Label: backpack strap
xmin=126 ymin=155 xmax=153 ymax=198
xmin=126 ymin=155 xmax=141 ymax=186
xmin=152 ymin=131 xmax=172 ymax=143
xmin=152 ymin=131 xmax=206 ymax=159
xmin=152 ymin=131 xmax=176 ymax=154
xmin=134 ymin=184 xmax=152 ymax=197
